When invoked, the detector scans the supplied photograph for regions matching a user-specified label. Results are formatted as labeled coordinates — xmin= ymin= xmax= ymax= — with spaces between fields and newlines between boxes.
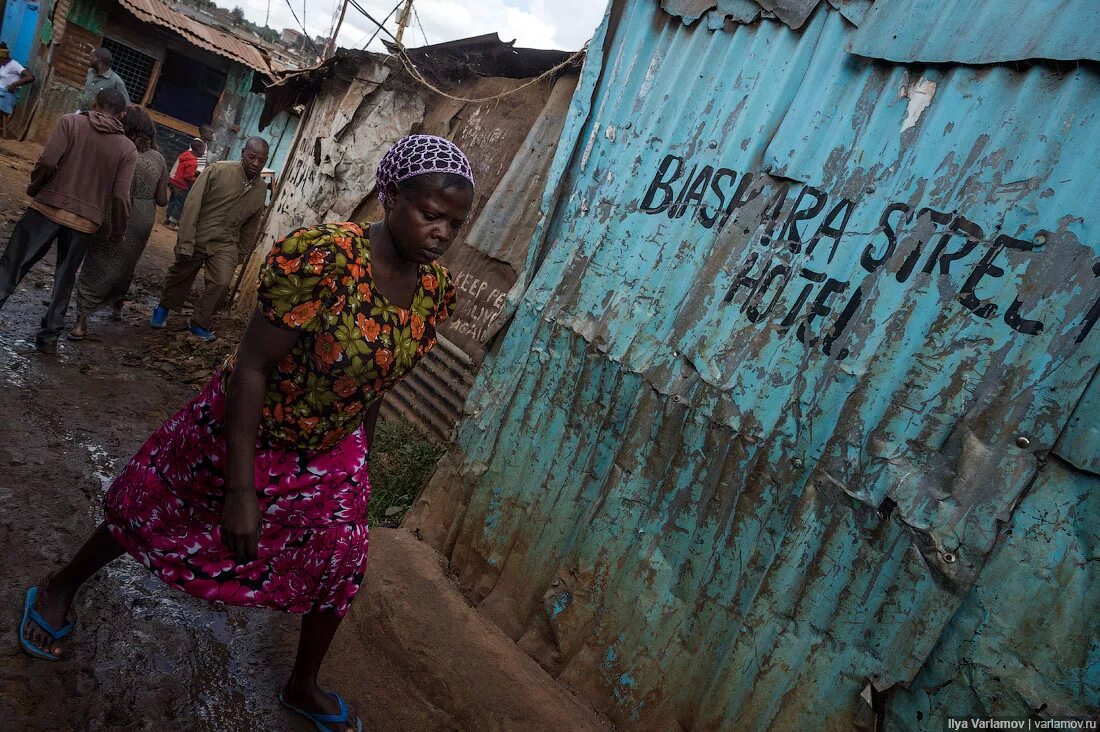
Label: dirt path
xmin=0 ymin=140 xmax=607 ymax=731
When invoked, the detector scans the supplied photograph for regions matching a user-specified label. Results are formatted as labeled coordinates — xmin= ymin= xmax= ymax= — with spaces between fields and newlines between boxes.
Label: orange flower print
xmin=299 ymin=416 xmax=320 ymax=432
xmin=277 ymin=353 xmax=297 ymax=373
xmin=343 ymin=222 xmax=363 ymax=237
xmin=348 ymin=263 xmax=366 ymax=280
xmin=319 ymin=274 xmax=337 ymax=291
xmin=279 ymin=379 xmax=303 ymax=401
xmin=334 ymin=236 xmax=354 ymax=258
xmin=273 ymin=402 xmax=285 ymax=422
xmin=358 ymin=282 xmax=372 ymax=302
xmin=421 ymin=273 xmax=438 ymax=291
xmin=331 ymin=295 xmax=346 ymax=315
xmin=275 ymin=255 xmax=301 ymax=274
xmin=333 ymin=374 xmax=358 ymax=398
xmin=357 ymin=313 xmax=381 ymax=341
xmin=396 ymin=308 xmax=410 ymax=326
xmin=314 ymin=332 xmax=343 ymax=366
xmin=411 ymin=313 xmax=424 ymax=339
xmin=375 ymin=348 xmax=394 ymax=374
xmin=307 ymin=249 xmax=327 ymax=272
xmin=345 ymin=400 xmax=364 ymax=416
xmin=284 ymin=301 xmax=321 ymax=328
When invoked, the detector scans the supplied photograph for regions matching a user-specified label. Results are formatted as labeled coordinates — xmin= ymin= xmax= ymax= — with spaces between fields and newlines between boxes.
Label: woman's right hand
xmin=220 ymin=487 xmax=262 ymax=563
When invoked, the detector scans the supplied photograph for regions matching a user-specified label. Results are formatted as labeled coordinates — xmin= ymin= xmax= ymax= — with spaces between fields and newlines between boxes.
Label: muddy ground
xmin=0 ymin=140 xmax=607 ymax=731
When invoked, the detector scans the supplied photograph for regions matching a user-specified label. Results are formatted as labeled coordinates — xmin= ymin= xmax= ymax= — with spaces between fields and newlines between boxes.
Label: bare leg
xmin=282 ymin=610 xmax=360 ymax=730
xmin=23 ymin=523 xmax=124 ymax=657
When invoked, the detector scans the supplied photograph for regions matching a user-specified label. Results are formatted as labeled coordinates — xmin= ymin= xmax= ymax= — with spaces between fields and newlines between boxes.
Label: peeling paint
xmin=408 ymin=1 xmax=1100 ymax=729
xmin=900 ymin=76 xmax=937 ymax=133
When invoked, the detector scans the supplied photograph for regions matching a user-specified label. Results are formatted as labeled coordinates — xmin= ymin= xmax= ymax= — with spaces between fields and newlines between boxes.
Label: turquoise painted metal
xmin=409 ymin=1 xmax=1100 ymax=728
xmin=225 ymin=92 xmax=299 ymax=177
xmin=1 ymin=0 xmax=43 ymax=64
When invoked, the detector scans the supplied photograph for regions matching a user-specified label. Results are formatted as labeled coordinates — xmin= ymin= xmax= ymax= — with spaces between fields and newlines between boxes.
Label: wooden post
xmin=394 ymin=0 xmax=414 ymax=46
xmin=324 ymin=0 xmax=349 ymax=59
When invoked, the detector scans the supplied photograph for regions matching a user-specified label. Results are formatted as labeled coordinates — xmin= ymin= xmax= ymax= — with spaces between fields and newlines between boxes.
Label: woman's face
xmin=385 ymin=178 xmax=474 ymax=265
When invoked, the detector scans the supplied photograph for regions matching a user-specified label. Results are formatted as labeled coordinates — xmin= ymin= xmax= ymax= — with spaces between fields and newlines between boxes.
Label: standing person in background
xmin=0 ymin=89 xmax=136 ymax=353
xmin=78 ymin=48 xmax=129 ymax=112
xmin=150 ymin=137 xmax=269 ymax=342
xmin=70 ymin=106 xmax=168 ymax=340
xmin=165 ymin=138 xmax=204 ymax=227
xmin=0 ymin=43 xmax=35 ymax=131
xmin=198 ymin=124 xmax=217 ymax=170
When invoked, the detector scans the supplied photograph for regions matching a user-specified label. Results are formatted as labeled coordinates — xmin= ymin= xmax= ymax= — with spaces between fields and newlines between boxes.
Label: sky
xmin=218 ymin=0 xmax=607 ymax=53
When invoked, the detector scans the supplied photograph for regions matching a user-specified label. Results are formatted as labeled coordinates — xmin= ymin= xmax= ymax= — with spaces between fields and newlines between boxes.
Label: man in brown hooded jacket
xmin=0 ymin=87 xmax=136 ymax=352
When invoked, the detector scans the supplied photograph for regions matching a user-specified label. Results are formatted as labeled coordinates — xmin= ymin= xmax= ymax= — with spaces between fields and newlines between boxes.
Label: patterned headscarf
xmin=376 ymin=134 xmax=474 ymax=205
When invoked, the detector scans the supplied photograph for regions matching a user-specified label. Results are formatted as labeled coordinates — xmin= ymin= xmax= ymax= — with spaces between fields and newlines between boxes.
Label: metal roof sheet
xmin=661 ymin=0 xmax=827 ymax=29
xmin=849 ymin=0 xmax=1100 ymax=64
xmin=117 ymin=0 xmax=280 ymax=74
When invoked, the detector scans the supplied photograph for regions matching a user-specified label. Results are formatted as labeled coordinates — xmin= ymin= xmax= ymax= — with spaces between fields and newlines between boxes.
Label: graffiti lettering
xmin=635 ymin=155 xmax=1099 ymax=361
xmin=447 ymin=270 xmax=510 ymax=344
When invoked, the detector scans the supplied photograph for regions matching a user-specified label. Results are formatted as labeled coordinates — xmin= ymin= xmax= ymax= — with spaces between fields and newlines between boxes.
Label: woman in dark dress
xmin=70 ymin=105 xmax=168 ymax=338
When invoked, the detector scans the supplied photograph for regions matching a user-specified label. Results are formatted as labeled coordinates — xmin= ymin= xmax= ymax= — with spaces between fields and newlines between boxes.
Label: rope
xmin=391 ymin=44 xmax=586 ymax=104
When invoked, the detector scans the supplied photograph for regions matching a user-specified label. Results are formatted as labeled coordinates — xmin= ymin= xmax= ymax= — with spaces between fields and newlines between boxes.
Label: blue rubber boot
xmin=149 ymin=305 xmax=169 ymax=329
xmin=188 ymin=322 xmax=216 ymax=342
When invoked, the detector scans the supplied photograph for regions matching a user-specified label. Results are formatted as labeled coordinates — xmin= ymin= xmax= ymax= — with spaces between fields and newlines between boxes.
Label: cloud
xmin=221 ymin=0 xmax=606 ymax=52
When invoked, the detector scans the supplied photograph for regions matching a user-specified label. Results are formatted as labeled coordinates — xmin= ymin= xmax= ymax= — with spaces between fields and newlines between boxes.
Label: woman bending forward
xmin=19 ymin=135 xmax=475 ymax=732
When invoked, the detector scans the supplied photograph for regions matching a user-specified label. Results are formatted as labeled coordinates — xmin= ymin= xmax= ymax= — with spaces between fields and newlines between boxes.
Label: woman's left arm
xmin=155 ymin=160 xmax=169 ymax=207
xmin=363 ymin=399 xmax=382 ymax=450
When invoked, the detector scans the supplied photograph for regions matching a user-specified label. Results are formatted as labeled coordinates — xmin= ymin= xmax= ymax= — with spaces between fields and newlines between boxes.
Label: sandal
xmin=18 ymin=585 xmax=73 ymax=661
xmin=279 ymin=691 xmax=362 ymax=732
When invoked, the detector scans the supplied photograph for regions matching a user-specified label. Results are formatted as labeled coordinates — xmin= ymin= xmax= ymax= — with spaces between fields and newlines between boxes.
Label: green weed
xmin=368 ymin=417 xmax=446 ymax=526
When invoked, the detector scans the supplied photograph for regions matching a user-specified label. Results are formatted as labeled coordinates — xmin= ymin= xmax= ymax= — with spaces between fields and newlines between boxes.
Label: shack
xmin=235 ymin=35 xmax=582 ymax=440
xmin=4 ymin=0 xmax=298 ymax=170
xmin=405 ymin=0 xmax=1100 ymax=729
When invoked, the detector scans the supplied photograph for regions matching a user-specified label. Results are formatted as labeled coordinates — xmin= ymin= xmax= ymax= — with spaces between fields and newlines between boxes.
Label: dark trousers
xmin=0 ymin=208 xmax=93 ymax=343
xmin=166 ymin=185 xmax=189 ymax=223
xmin=160 ymin=245 xmax=238 ymax=329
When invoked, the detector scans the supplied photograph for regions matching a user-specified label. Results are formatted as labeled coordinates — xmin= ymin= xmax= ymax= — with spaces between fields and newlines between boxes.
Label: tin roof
xmin=117 ymin=0 xmax=283 ymax=74
xmin=848 ymin=0 xmax=1100 ymax=64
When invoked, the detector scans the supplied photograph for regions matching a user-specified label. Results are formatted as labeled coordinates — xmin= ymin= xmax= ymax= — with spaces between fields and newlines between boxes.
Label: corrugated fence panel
xmin=226 ymin=92 xmax=300 ymax=177
xmin=409 ymin=1 xmax=1100 ymax=728
xmin=849 ymin=0 xmax=1100 ymax=64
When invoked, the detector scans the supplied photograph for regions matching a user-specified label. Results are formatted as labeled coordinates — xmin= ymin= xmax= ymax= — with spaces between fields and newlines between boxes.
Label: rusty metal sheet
xmin=1055 ymin=367 xmax=1100 ymax=475
xmin=409 ymin=1 xmax=1100 ymax=728
xmin=661 ymin=0 xmax=825 ymax=28
xmin=116 ymin=0 xmax=281 ymax=74
xmin=849 ymin=0 xmax=1100 ymax=64
xmin=887 ymin=459 xmax=1100 ymax=726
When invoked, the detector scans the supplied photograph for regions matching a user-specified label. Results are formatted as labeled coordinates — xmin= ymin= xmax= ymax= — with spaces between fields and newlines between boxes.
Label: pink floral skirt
xmin=103 ymin=370 xmax=370 ymax=617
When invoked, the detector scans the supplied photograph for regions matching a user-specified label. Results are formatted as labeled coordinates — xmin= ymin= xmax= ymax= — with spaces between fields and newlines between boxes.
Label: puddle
xmin=75 ymin=433 xmax=271 ymax=730
xmin=0 ymin=337 xmax=31 ymax=387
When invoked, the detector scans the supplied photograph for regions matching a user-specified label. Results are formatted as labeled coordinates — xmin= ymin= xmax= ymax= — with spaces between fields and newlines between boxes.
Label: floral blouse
xmin=237 ymin=222 xmax=456 ymax=452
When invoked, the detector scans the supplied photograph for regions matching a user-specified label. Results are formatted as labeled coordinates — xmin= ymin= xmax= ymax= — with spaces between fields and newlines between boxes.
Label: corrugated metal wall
xmin=224 ymin=93 xmax=299 ymax=177
xmin=406 ymin=1 xmax=1100 ymax=728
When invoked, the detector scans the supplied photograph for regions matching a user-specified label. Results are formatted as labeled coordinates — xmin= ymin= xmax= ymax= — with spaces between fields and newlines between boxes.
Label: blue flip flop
xmin=279 ymin=691 xmax=362 ymax=732
xmin=18 ymin=586 xmax=73 ymax=661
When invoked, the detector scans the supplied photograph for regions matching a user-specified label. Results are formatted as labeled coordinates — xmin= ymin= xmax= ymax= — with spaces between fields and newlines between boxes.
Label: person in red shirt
xmin=165 ymin=138 xmax=204 ymax=227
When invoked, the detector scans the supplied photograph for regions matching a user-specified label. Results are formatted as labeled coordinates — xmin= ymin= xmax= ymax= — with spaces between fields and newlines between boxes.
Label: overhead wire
xmin=344 ymin=0 xmax=586 ymax=103
xmin=412 ymin=4 xmax=428 ymax=46
xmin=281 ymin=0 xmax=322 ymax=56
xmin=346 ymin=0 xmax=401 ymax=44
xmin=356 ymin=0 xmax=403 ymax=49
